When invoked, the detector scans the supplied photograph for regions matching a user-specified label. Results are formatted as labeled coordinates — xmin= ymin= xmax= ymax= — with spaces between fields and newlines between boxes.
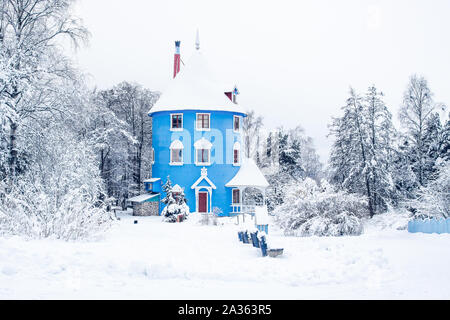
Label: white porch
xmin=225 ymin=158 xmax=269 ymax=222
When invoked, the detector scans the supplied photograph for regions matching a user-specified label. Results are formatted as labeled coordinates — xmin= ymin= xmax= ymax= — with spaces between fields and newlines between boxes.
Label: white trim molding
xmin=169 ymin=139 xmax=184 ymax=166
xmin=233 ymin=141 xmax=241 ymax=166
xmin=233 ymin=115 xmax=242 ymax=133
xmin=194 ymin=137 xmax=212 ymax=166
xmin=191 ymin=168 xmax=216 ymax=213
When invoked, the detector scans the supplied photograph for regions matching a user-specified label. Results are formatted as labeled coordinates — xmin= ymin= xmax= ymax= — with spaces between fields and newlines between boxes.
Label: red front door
xmin=199 ymin=192 xmax=208 ymax=213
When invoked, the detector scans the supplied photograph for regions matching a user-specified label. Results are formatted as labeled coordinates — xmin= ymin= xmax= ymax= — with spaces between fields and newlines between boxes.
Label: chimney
xmin=173 ymin=41 xmax=181 ymax=78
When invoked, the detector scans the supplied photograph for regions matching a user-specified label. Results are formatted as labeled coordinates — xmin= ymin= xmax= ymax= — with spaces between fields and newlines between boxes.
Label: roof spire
xmin=195 ymin=29 xmax=200 ymax=50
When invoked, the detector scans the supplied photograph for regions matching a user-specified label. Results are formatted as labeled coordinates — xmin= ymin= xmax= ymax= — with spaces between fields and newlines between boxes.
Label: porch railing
xmin=230 ymin=204 xmax=256 ymax=216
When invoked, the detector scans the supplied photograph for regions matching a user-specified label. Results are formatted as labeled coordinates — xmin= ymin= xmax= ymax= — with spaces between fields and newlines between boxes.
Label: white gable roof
xmin=170 ymin=139 xmax=184 ymax=149
xmin=172 ymin=184 xmax=184 ymax=193
xmin=225 ymin=158 xmax=269 ymax=189
xmin=191 ymin=167 xmax=217 ymax=189
xmin=149 ymin=50 xmax=246 ymax=115
xmin=194 ymin=137 xmax=212 ymax=149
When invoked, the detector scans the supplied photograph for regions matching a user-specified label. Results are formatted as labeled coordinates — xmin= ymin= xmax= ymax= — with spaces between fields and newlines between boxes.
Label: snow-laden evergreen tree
xmin=391 ymin=137 xmax=420 ymax=203
xmin=261 ymin=125 xmax=323 ymax=211
xmin=278 ymin=127 xmax=304 ymax=181
xmin=412 ymin=160 xmax=450 ymax=219
xmin=329 ymin=86 xmax=395 ymax=217
xmin=161 ymin=177 xmax=190 ymax=223
xmin=162 ymin=176 xmax=173 ymax=206
xmin=363 ymin=86 xmax=396 ymax=213
xmin=439 ymin=114 xmax=450 ymax=162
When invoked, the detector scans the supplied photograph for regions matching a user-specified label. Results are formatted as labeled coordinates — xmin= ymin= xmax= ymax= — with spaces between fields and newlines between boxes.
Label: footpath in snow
xmin=0 ymin=212 xmax=449 ymax=299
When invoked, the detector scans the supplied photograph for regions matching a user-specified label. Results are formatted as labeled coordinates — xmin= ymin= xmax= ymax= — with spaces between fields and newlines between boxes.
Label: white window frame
xmin=169 ymin=139 xmax=184 ymax=166
xmin=233 ymin=142 xmax=241 ymax=166
xmin=195 ymin=148 xmax=211 ymax=166
xmin=170 ymin=148 xmax=183 ymax=166
xmin=233 ymin=115 xmax=241 ymax=133
xmin=196 ymin=113 xmax=211 ymax=131
xmin=170 ymin=113 xmax=183 ymax=131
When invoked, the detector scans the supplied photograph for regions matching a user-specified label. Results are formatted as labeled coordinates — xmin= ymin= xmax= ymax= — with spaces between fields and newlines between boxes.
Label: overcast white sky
xmin=68 ymin=0 xmax=450 ymax=163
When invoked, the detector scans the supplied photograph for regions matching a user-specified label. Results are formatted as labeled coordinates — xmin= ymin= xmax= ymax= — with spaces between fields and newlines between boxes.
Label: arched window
xmin=233 ymin=142 xmax=241 ymax=166
xmin=194 ymin=137 xmax=212 ymax=166
xmin=233 ymin=115 xmax=241 ymax=132
xmin=170 ymin=139 xmax=184 ymax=165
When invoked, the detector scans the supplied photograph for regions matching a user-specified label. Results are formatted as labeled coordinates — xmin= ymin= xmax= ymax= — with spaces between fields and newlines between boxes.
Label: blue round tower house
xmin=148 ymin=38 xmax=267 ymax=217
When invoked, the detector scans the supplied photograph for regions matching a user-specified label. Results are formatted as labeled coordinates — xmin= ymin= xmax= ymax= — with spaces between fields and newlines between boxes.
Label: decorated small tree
xmin=161 ymin=177 xmax=190 ymax=223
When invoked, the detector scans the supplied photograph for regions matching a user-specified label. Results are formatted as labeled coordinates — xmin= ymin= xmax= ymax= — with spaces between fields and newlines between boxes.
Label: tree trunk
xmin=8 ymin=120 xmax=18 ymax=179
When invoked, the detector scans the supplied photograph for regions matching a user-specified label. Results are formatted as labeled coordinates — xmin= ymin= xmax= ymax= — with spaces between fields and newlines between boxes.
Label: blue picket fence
xmin=408 ymin=218 xmax=450 ymax=234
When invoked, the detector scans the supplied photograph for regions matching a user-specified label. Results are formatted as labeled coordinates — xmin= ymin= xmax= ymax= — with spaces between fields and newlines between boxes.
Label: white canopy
xmin=149 ymin=50 xmax=246 ymax=115
xmin=172 ymin=184 xmax=184 ymax=193
xmin=194 ymin=137 xmax=212 ymax=149
xmin=170 ymin=139 xmax=184 ymax=149
xmin=225 ymin=158 xmax=269 ymax=189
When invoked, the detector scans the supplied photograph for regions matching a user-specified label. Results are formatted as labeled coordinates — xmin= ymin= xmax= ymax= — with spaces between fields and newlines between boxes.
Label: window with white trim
xmin=196 ymin=149 xmax=210 ymax=165
xmin=233 ymin=142 xmax=241 ymax=166
xmin=169 ymin=139 xmax=184 ymax=165
xmin=171 ymin=149 xmax=183 ymax=164
xmin=196 ymin=113 xmax=210 ymax=130
xmin=194 ymin=137 xmax=212 ymax=166
xmin=170 ymin=114 xmax=183 ymax=131
xmin=232 ymin=189 xmax=241 ymax=204
xmin=233 ymin=115 xmax=241 ymax=132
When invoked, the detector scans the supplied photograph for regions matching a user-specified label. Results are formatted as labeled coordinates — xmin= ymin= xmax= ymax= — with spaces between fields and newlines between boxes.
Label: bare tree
xmin=399 ymin=75 xmax=443 ymax=186
xmin=242 ymin=110 xmax=263 ymax=159
xmin=0 ymin=0 xmax=88 ymax=179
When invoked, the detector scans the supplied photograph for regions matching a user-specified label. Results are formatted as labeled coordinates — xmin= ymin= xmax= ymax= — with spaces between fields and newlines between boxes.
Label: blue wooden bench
xmin=250 ymin=231 xmax=260 ymax=248
xmin=238 ymin=230 xmax=284 ymax=258
xmin=242 ymin=231 xmax=250 ymax=244
xmin=259 ymin=235 xmax=284 ymax=258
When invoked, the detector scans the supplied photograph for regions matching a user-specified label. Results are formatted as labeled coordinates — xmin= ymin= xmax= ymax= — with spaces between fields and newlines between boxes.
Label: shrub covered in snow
xmin=161 ymin=177 xmax=190 ymax=223
xmin=273 ymin=178 xmax=368 ymax=237
xmin=0 ymin=132 xmax=112 ymax=240
xmin=412 ymin=160 xmax=450 ymax=219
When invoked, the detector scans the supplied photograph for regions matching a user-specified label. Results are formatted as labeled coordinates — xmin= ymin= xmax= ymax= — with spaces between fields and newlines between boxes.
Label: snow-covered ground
xmin=1 ymin=212 xmax=449 ymax=300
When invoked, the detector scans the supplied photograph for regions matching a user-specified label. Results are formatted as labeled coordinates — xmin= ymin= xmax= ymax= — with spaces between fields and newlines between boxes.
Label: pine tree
xmin=364 ymin=86 xmax=395 ymax=213
xmin=162 ymin=176 xmax=174 ymax=205
xmin=329 ymin=87 xmax=395 ymax=217
xmin=439 ymin=115 xmax=450 ymax=162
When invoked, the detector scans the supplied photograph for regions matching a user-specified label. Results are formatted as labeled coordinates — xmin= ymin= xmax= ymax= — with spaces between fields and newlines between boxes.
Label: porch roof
xmin=128 ymin=194 xmax=159 ymax=203
xmin=225 ymin=158 xmax=269 ymax=189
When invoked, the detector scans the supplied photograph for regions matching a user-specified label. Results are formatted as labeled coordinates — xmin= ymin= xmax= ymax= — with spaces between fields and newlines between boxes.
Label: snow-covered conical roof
xmin=149 ymin=49 xmax=246 ymax=115
xmin=225 ymin=158 xmax=269 ymax=189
